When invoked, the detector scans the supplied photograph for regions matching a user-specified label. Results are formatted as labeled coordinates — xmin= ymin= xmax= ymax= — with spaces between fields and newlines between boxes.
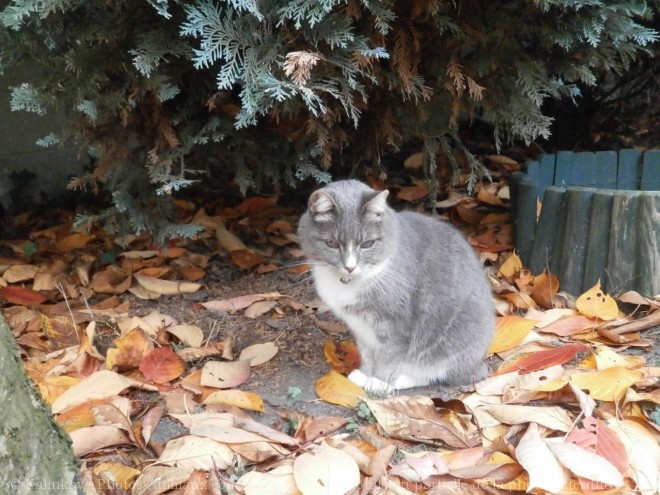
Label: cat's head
xmin=298 ymin=180 xmax=396 ymax=281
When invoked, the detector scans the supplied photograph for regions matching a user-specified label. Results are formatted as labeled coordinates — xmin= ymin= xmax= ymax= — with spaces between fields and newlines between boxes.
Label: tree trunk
xmin=0 ymin=312 xmax=82 ymax=495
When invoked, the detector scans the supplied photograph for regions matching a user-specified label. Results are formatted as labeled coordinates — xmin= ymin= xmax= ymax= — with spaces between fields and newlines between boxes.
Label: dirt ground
xmin=124 ymin=262 xmax=477 ymax=429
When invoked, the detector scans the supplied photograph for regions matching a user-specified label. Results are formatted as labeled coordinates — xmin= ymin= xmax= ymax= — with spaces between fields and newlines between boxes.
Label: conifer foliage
xmin=0 ymin=0 xmax=657 ymax=238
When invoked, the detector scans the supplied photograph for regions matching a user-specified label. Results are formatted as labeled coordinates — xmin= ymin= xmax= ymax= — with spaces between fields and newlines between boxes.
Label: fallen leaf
xmin=545 ymin=440 xmax=623 ymax=487
xmin=133 ymin=273 xmax=201 ymax=295
xmin=166 ymin=324 xmax=204 ymax=347
xmin=537 ymin=315 xmax=598 ymax=336
xmin=566 ymin=417 xmax=627 ymax=477
xmin=569 ymin=366 xmax=644 ymax=401
xmin=2 ymin=264 xmax=38 ymax=283
xmin=479 ymin=404 xmax=573 ymax=432
xmin=487 ymin=316 xmax=537 ymax=354
xmin=69 ymin=426 xmax=130 ymax=457
xmin=139 ymin=347 xmax=186 ymax=384
xmin=0 ymin=286 xmax=47 ymax=305
xmin=204 ymin=390 xmax=265 ymax=412
xmin=55 ymin=232 xmax=93 ymax=252
xmin=495 ymin=343 xmax=587 ymax=375
xmin=403 ymin=151 xmax=424 ymax=169
xmin=216 ymin=222 xmax=247 ymax=252
xmin=315 ymin=370 xmax=363 ymax=408
xmin=92 ymin=462 xmax=141 ymax=491
xmin=201 ymin=360 xmax=252 ymax=389
xmin=51 ymin=370 xmax=158 ymax=414
xmin=498 ymin=252 xmax=522 ymax=278
xmin=515 ymin=423 xmax=568 ymax=494
xmin=293 ymin=442 xmax=360 ymax=495
xmin=576 ymin=281 xmax=619 ymax=321
xmin=607 ymin=418 xmax=660 ymax=495
xmin=132 ymin=466 xmax=194 ymax=495
xmin=158 ymin=435 xmax=234 ymax=470
xmin=364 ymin=396 xmax=476 ymax=448
xmin=230 ymin=248 xmax=265 ymax=269
xmin=530 ymin=271 xmax=560 ymax=309
xmin=240 ymin=464 xmax=301 ymax=495
xmin=323 ymin=340 xmax=360 ymax=374
xmin=90 ymin=266 xmax=132 ymax=294
xmin=238 ymin=342 xmax=279 ymax=366
xmin=397 ymin=182 xmax=428 ymax=201
xmin=201 ymin=292 xmax=282 ymax=312
xmin=244 ymin=300 xmax=278 ymax=318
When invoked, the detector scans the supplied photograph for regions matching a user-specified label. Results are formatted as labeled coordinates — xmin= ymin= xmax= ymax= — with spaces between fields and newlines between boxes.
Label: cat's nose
xmin=345 ymin=265 xmax=355 ymax=273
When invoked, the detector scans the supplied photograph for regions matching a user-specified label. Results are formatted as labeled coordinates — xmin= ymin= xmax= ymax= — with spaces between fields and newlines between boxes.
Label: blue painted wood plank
xmin=538 ymin=154 xmax=556 ymax=197
xmin=641 ymin=150 xmax=660 ymax=191
xmin=524 ymin=160 xmax=541 ymax=186
xmin=617 ymin=149 xmax=641 ymax=190
xmin=554 ymin=151 xmax=576 ymax=187
xmin=595 ymin=151 xmax=617 ymax=189
xmin=573 ymin=152 xmax=598 ymax=187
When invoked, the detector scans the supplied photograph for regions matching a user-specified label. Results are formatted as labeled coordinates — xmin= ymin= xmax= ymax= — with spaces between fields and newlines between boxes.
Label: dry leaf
xmin=239 ymin=464 xmax=301 ymax=495
xmin=545 ymin=440 xmax=623 ymax=487
xmin=166 ymin=324 xmax=204 ymax=347
xmin=133 ymin=273 xmax=201 ymax=295
xmin=0 ymin=285 xmax=47 ymax=305
xmin=70 ymin=426 xmax=129 ymax=457
xmin=565 ymin=417 xmax=627 ymax=477
xmin=315 ymin=370 xmax=364 ymax=408
xmin=216 ymin=222 xmax=247 ymax=252
xmin=230 ymin=249 xmax=265 ymax=269
xmin=498 ymin=252 xmax=522 ymax=278
xmin=530 ymin=271 xmax=560 ymax=309
xmin=293 ymin=442 xmax=360 ymax=495
xmin=515 ymin=423 xmax=568 ymax=494
xmin=139 ymin=347 xmax=186 ymax=384
xmin=202 ymin=292 xmax=282 ymax=312
xmin=90 ymin=266 xmax=132 ymax=294
xmin=495 ymin=343 xmax=587 ymax=375
xmin=132 ymin=466 xmax=194 ymax=495
xmin=158 ymin=435 xmax=234 ymax=470
xmin=576 ymin=281 xmax=619 ymax=321
xmin=201 ymin=360 xmax=252 ymax=389
xmin=2 ymin=264 xmax=38 ymax=283
xmin=204 ymin=390 xmax=265 ymax=412
xmin=324 ymin=340 xmax=361 ymax=375
xmin=478 ymin=404 xmax=573 ymax=432
xmin=244 ymin=300 xmax=277 ymax=318
xmin=55 ymin=233 xmax=93 ymax=252
xmin=537 ymin=315 xmax=598 ymax=336
xmin=106 ymin=328 xmax=154 ymax=371
xmin=238 ymin=342 xmax=279 ymax=366
xmin=569 ymin=366 xmax=644 ymax=401
xmin=396 ymin=182 xmax=428 ymax=201
xmin=487 ymin=316 xmax=537 ymax=354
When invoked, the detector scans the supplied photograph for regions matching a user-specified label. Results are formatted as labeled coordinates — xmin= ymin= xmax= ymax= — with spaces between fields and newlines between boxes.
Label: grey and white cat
xmin=297 ymin=180 xmax=495 ymax=392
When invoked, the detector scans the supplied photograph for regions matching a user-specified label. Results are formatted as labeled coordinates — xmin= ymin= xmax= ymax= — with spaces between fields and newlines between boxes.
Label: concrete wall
xmin=0 ymin=64 xmax=86 ymax=209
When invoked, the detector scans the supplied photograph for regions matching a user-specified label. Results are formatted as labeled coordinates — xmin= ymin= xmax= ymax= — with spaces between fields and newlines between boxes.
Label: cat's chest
xmin=312 ymin=267 xmax=381 ymax=348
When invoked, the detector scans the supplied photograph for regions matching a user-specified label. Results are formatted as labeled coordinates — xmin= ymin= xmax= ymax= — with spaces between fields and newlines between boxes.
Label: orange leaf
xmin=576 ymin=282 xmax=619 ymax=321
xmin=530 ymin=271 xmax=560 ymax=309
xmin=488 ymin=316 xmax=537 ymax=354
xmin=139 ymin=347 xmax=185 ymax=384
xmin=477 ymin=189 xmax=504 ymax=206
xmin=538 ymin=315 xmax=598 ymax=336
xmin=178 ymin=265 xmax=206 ymax=281
xmin=106 ymin=328 xmax=154 ymax=372
xmin=0 ymin=286 xmax=47 ymax=305
xmin=55 ymin=233 xmax=93 ymax=252
xmin=230 ymin=249 xmax=265 ymax=269
xmin=91 ymin=266 xmax=132 ymax=294
xmin=316 ymin=370 xmax=364 ymax=408
xmin=324 ymin=340 xmax=361 ymax=375
xmin=204 ymin=390 xmax=265 ymax=412
xmin=496 ymin=343 xmax=588 ymax=375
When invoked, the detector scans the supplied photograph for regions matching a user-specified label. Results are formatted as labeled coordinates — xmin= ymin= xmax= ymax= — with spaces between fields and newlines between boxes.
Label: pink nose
xmin=345 ymin=266 xmax=355 ymax=273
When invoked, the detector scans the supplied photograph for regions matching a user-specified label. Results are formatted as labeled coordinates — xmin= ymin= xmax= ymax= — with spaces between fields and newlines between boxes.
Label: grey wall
xmin=0 ymin=64 xmax=86 ymax=209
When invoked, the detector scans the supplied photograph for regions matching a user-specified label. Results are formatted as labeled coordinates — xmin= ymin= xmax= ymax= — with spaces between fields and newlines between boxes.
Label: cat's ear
xmin=309 ymin=191 xmax=337 ymax=222
xmin=363 ymin=190 xmax=389 ymax=219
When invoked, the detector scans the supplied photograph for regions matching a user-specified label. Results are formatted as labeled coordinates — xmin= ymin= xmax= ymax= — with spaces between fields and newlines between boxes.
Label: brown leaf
xmin=324 ymin=340 xmax=360 ymax=374
xmin=55 ymin=233 xmax=93 ymax=252
xmin=91 ymin=266 xmax=132 ymax=294
xmin=396 ymin=183 xmax=429 ymax=201
xmin=230 ymin=248 xmax=265 ymax=269
xmin=243 ymin=300 xmax=277 ymax=318
xmin=234 ymin=196 xmax=277 ymax=216
xmin=1 ymin=264 xmax=38 ymax=283
xmin=201 ymin=292 xmax=282 ymax=312
xmin=139 ymin=347 xmax=185 ymax=384
xmin=106 ymin=328 xmax=154 ymax=372
xmin=0 ymin=286 xmax=47 ymax=305
xmin=530 ymin=271 xmax=560 ymax=309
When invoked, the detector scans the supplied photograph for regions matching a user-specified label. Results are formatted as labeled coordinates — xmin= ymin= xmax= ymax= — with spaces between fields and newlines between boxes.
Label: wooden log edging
xmin=511 ymin=149 xmax=660 ymax=297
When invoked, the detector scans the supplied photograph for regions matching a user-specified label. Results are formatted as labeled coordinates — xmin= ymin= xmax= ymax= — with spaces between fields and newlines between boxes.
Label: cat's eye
xmin=325 ymin=239 xmax=340 ymax=249
xmin=360 ymin=239 xmax=376 ymax=249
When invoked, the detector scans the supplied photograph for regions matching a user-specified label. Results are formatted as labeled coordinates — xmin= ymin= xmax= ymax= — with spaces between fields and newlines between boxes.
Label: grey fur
xmin=297 ymin=180 xmax=495 ymax=389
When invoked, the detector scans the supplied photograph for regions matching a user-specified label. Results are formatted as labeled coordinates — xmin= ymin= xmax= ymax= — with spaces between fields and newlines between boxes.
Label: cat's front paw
xmin=348 ymin=370 xmax=392 ymax=393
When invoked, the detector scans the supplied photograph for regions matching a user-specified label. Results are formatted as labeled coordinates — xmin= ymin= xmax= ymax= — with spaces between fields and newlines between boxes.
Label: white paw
xmin=347 ymin=369 xmax=368 ymax=387
xmin=391 ymin=373 xmax=420 ymax=390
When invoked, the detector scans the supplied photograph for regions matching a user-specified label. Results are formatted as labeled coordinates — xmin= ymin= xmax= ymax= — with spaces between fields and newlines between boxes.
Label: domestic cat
xmin=297 ymin=180 xmax=495 ymax=392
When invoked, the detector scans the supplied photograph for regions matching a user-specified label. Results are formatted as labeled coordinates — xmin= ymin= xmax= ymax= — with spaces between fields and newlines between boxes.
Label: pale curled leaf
xmin=239 ymin=342 xmax=279 ymax=366
xmin=133 ymin=273 xmax=201 ymax=295
xmin=515 ymin=423 xmax=568 ymax=494
xmin=201 ymin=360 xmax=251 ymax=389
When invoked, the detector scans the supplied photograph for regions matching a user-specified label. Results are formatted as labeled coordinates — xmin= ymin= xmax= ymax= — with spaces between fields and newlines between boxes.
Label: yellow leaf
xmin=593 ymin=345 xmax=646 ymax=370
xmin=92 ymin=462 xmax=141 ymax=489
xmin=315 ymin=370 xmax=364 ymax=408
xmin=498 ymin=252 xmax=523 ymax=277
xmin=570 ymin=367 xmax=644 ymax=401
xmin=487 ymin=316 xmax=538 ymax=354
xmin=576 ymin=281 xmax=619 ymax=321
xmin=203 ymin=390 xmax=265 ymax=412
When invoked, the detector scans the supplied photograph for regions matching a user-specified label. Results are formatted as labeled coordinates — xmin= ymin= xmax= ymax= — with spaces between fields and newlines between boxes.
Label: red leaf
xmin=496 ymin=343 xmax=588 ymax=375
xmin=139 ymin=347 xmax=185 ymax=384
xmin=0 ymin=286 xmax=47 ymax=305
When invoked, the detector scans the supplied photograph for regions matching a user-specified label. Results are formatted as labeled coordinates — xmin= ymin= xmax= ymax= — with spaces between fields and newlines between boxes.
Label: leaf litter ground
xmin=1 ymin=154 xmax=659 ymax=495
